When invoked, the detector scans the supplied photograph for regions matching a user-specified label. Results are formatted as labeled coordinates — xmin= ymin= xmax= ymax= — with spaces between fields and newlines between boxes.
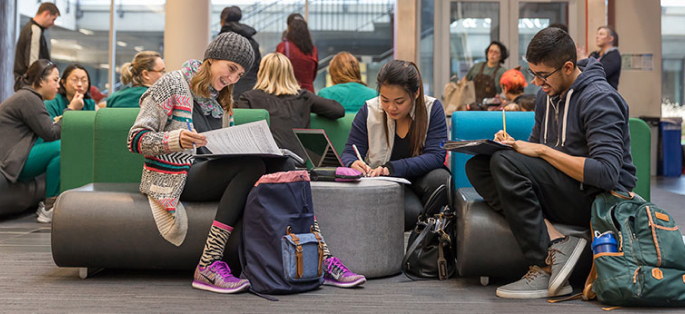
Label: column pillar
xmin=164 ymin=0 xmax=211 ymax=71
xmin=394 ymin=0 xmax=419 ymax=63
xmin=0 ymin=0 xmax=17 ymax=103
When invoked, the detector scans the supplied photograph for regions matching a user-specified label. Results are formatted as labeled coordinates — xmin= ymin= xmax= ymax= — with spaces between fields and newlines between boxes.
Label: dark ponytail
xmin=376 ymin=60 xmax=427 ymax=157
xmin=14 ymin=59 xmax=57 ymax=92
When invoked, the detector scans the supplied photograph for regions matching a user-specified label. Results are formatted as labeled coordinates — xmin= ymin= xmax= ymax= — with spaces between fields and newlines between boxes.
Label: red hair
xmin=500 ymin=67 xmax=527 ymax=94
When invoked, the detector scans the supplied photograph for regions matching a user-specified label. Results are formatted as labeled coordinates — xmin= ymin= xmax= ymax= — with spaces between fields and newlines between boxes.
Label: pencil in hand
xmin=502 ymin=108 xmax=510 ymax=141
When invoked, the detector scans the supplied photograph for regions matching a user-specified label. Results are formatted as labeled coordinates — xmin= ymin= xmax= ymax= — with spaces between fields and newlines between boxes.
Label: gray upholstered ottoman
xmin=0 ymin=173 xmax=44 ymax=216
xmin=454 ymin=187 xmax=592 ymax=285
xmin=311 ymin=180 xmax=404 ymax=278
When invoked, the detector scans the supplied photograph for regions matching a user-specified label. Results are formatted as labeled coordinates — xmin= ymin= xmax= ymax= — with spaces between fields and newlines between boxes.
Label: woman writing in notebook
xmin=341 ymin=60 xmax=451 ymax=231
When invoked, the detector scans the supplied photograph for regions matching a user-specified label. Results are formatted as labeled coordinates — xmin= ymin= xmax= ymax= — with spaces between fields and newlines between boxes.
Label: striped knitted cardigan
xmin=127 ymin=60 xmax=232 ymax=246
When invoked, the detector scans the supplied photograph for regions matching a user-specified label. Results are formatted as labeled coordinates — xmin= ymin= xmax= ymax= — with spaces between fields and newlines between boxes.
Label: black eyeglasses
xmin=526 ymin=60 xmax=569 ymax=83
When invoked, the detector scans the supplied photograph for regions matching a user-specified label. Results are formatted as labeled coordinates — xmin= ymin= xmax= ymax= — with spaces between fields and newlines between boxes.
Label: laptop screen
xmin=292 ymin=129 xmax=343 ymax=168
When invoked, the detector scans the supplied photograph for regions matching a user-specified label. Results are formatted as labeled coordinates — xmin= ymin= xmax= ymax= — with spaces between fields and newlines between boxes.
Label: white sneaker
xmin=36 ymin=202 xmax=53 ymax=223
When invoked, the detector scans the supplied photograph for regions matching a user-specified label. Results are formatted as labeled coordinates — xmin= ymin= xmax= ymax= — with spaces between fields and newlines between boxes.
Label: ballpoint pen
xmin=186 ymin=121 xmax=196 ymax=151
xmin=352 ymin=144 xmax=370 ymax=177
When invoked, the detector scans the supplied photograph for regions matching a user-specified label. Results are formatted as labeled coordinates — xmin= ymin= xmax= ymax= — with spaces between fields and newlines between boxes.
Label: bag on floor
xmin=402 ymin=184 xmax=456 ymax=280
xmin=583 ymin=191 xmax=685 ymax=307
xmin=240 ymin=170 xmax=326 ymax=296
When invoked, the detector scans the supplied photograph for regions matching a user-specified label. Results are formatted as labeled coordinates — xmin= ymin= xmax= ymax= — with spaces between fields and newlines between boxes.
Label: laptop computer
xmin=292 ymin=129 xmax=344 ymax=168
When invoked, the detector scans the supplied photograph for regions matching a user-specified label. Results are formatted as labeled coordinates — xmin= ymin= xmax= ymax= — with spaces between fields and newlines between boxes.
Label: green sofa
xmin=60 ymin=109 xmax=357 ymax=191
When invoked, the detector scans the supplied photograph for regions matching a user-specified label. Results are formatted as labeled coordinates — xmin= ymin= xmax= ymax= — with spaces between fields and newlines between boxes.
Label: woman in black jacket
xmin=219 ymin=6 xmax=261 ymax=98
xmin=235 ymin=52 xmax=345 ymax=167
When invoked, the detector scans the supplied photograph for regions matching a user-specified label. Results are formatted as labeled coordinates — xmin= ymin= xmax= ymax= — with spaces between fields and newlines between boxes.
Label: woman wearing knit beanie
xmin=127 ymin=32 xmax=261 ymax=294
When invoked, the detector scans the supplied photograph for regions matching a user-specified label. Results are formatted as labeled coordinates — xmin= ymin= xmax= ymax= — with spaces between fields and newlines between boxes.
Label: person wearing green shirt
xmin=44 ymin=63 xmax=96 ymax=119
xmin=318 ymin=52 xmax=377 ymax=113
xmin=106 ymin=51 xmax=165 ymax=108
xmin=463 ymin=41 xmax=508 ymax=99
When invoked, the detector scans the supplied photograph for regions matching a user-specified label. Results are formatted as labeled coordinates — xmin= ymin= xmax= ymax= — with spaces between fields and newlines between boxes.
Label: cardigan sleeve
xmin=127 ymin=93 xmax=183 ymax=156
xmin=341 ymin=104 xmax=369 ymax=167
xmin=306 ymin=90 xmax=344 ymax=119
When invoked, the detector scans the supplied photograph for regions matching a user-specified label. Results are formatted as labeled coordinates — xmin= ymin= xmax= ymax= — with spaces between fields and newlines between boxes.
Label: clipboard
xmin=442 ymin=139 xmax=512 ymax=156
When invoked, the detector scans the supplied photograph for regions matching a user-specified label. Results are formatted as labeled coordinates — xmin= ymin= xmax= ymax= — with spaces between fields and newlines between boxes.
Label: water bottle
xmin=592 ymin=231 xmax=618 ymax=255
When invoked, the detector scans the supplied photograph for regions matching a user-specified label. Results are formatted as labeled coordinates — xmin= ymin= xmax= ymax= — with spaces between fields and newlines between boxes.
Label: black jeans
xmin=180 ymin=156 xmax=265 ymax=227
xmin=465 ymin=150 xmax=599 ymax=266
xmin=404 ymin=168 xmax=452 ymax=231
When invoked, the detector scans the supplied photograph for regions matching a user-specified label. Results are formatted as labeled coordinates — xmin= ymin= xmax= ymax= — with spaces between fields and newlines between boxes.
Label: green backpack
xmin=585 ymin=191 xmax=685 ymax=307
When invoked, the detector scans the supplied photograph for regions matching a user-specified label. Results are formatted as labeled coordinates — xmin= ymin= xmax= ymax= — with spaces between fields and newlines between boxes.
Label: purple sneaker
xmin=323 ymin=257 xmax=366 ymax=288
xmin=192 ymin=261 xmax=249 ymax=294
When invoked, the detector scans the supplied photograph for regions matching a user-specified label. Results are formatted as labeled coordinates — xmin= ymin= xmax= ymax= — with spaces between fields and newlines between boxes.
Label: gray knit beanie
xmin=204 ymin=32 xmax=254 ymax=72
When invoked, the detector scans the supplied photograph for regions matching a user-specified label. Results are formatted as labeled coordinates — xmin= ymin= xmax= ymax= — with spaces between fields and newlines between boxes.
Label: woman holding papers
xmin=341 ymin=60 xmax=451 ymax=231
xmin=127 ymin=32 xmax=263 ymax=294
xmin=235 ymin=52 xmax=344 ymax=167
xmin=127 ymin=33 xmax=363 ymax=294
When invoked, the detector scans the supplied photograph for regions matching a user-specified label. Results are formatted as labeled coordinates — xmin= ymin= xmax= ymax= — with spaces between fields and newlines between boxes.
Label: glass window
xmin=420 ymin=0 xmax=434 ymax=96
xmin=113 ymin=0 xmax=166 ymax=93
xmin=518 ymin=2 xmax=569 ymax=95
xmin=211 ymin=0 xmax=394 ymax=93
xmin=18 ymin=1 xmax=111 ymax=94
xmin=449 ymin=2 xmax=500 ymax=81
xmin=662 ymin=1 xmax=685 ymax=107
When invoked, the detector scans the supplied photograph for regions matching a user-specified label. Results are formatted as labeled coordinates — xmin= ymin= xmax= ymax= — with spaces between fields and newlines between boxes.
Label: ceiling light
xmin=134 ymin=46 xmax=144 ymax=52
xmin=79 ymin=28 xmax=94 ymax=36
xmin=99 ymin=63 xmax=110 ymax=69
xmin=116 ymin=41 xmax=127 ymax=47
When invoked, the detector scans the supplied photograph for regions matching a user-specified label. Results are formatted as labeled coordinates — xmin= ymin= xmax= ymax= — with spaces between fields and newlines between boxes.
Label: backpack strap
xmin=286 ymin=226 xmax=304 ymax=279
xmin=310 ymin=226 xmax=325 ymax=276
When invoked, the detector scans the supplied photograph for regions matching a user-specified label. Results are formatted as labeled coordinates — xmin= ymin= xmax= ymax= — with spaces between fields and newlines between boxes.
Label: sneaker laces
xmin=523 ymin=266 xmax=544 ymax=282
xmin=326 ymin=257 xmax=350 ymax=276
xmin=211 ymin=261 xmax=233 ymax=279
xmin=546 ymin=248 xmax=563 ymax=265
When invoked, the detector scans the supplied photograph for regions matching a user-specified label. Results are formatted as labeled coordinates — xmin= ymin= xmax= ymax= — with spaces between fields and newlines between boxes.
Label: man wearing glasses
xmin=465 ymin=27 xmax=636 ymax=299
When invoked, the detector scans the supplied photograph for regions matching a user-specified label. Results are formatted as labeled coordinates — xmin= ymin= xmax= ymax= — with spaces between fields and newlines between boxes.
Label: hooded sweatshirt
xmin=529 ymin=57 xmax=636 ymax=193
xmin=220 ymin=22 xmax=261 ymax=98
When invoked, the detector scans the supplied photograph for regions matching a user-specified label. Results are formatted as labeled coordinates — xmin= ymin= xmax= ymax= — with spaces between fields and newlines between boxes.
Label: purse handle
xmin=401 ymin=218 xmax=436 ymax=281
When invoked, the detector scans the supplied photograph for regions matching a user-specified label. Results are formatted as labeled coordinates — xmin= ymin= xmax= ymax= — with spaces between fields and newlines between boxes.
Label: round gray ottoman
xmin=310 ymin=180 xmax=404 ymax=278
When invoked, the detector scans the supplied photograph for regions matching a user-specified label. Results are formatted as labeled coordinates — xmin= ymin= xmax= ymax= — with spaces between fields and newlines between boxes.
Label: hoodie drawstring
xmin=561 ymin=89 xmax=573 ymax=147
xmin=544 ymin=96 xmax=551 ymax=144
xmin=544 ymin=90 xmax=574 ymax=147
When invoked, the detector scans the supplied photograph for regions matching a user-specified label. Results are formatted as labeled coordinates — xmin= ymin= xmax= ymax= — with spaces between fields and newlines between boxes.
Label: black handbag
xmin=401 ymin=183 xmax=457 ymax=280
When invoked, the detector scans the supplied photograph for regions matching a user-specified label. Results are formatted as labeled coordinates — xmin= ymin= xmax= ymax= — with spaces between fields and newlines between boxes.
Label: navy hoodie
xmin=529 ymin=58 xmax=636 ymax=192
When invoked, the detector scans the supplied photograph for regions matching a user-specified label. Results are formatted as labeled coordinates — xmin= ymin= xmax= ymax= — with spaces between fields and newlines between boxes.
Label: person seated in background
xmin=318 ymin=52 xmax=377 ymax=113
xmin=106 ymin=51 xmax=165 ymax=108
xmin=235 ymin=52 xmax=345 ymax=168
xmin=342 ymin=60 xmax=450 ymax=231
xmin=500 ymin=67 xmax=534 ymax=111
xmin=579 ymin=26 xmax=621 ymax=90
xmin=276 ymin=13 xmax=318 ymax=93
xmin=1 ymin=60 xmax=62 ymax=223
xmin=463 ymin=41 xmax=508 ymax=102
xmin=44 ymin=63 xmax=96 ymax=119
xmin=90 ymin=85 xmax=106 ymax=107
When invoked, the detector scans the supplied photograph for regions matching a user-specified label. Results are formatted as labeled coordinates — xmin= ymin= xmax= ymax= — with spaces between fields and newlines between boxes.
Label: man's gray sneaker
xmin=497 ymin=266 xmax=573 ymax=299
xmin=547 ymin=235 xmax=587 ymax=295
xmin=496 ymin=266 xmax=572 ymax=299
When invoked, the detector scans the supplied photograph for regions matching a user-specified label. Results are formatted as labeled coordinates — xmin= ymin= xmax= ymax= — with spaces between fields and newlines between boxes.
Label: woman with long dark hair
xmin=1 ymin=59 xmax=62 ymax=222
xmin=341 ymin=60 xmax=451 ymax=231
xmin=276 ymin=13 xmax=318 ymax=93
xmin=44 ymin=63 xmax=96 ymax=119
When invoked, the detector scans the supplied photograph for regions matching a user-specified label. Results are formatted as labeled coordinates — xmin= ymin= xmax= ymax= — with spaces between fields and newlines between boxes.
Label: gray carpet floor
xmin=2 ymin=177 xmax=685 ymax=313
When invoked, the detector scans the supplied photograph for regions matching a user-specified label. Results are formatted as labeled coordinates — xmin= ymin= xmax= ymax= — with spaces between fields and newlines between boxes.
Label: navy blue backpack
xmin=240 ymin=170 xmax=325 ymax=296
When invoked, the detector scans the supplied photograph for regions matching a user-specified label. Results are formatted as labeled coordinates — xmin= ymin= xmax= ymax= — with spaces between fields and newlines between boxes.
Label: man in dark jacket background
xmin=219 ymin=6 xmax=261 ymax=98
xmin=465 ymin=27 xmax=636 ymax=299
xmin=14 ymin=3 xmax=60 ymax=80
